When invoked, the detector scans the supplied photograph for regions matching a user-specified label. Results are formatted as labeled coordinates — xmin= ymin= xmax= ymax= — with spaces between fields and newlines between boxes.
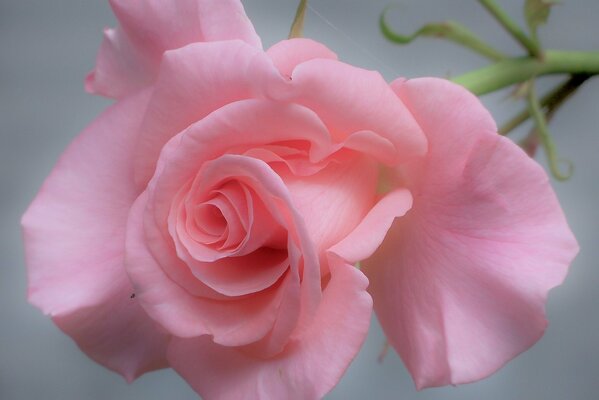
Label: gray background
xmin=1 ymin=0 xmax=598 ymax=399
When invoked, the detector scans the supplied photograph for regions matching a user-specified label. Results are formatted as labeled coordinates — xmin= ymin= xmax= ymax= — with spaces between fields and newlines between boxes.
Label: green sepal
xmin=524 ymin=0 xmax=560 ymax=40
xmin=527 ymin=79 xmax=573 ymax=181
xmin=380 ymin=6 xmax=506 ymax=61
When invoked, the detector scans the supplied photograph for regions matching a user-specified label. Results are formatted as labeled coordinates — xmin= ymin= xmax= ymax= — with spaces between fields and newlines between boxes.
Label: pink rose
xmin=22 ymin=0 xmax=578 ymax=398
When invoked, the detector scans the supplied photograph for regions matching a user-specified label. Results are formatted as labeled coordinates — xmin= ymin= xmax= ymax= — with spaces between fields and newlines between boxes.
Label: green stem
xmin=543 ymin=75 xmax=590 ymax=121
xmin=289 ymin=0 xmax=308 ymax=39
xmin=527 ymin=80 xmax=573 ymax=181
xmin=378 ymin=340 xmax=391 ymax=363
xmin=500 ymin=74 xmax=590 ymax=135
xmin=451 ymin=50 xmax=599 ymax=95
xmin=477 ymin=0 xmax=542 ymax=57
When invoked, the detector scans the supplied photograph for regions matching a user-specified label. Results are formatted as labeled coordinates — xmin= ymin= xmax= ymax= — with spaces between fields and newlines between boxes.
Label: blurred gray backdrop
xmin=1 ymin=0 xmax=598 ymax=399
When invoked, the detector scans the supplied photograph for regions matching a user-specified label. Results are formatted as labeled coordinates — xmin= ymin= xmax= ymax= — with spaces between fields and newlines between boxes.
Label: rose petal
xmin=281 ymin=153 xmax=379 ymax=255
xmin=131 ymin=100 xmax=331 ymax=307
xmin=147 ymin=99 xmax=333 ymax=239
xmin=126 ymin=192 xmax=298 ymax=346
xmin=363 ymin=78 xmax=579 ymax=388
xmin=132 ymin=41 xmax=289 ymax=186
xmin=23 ymin=91 xmax=145 ymax=313
xmin=170 ymin=156 xmax=290 ymax=296
xmin=179 ymin=180 xmax=249 ymax=248
xmin=267 ymin=38 xmax=338 ymax=77
xmin=186 ymin=199 xmax=232 ymax=245
xmin=242 ymin=145 xmax=327 ymax=177
xmin=329 ymin=188 xmax=413 ymax=264
xmin=22 ymin=90 xmax=169 ymax=379
xmin=241 ymin=242 xmax=305 ymax=358
xmin=128 ymin=156 xmax=322 ymax=342
xmin=167 ymin=261 xmax=372 ymax=400
xmin=341 ymin=130 xmax=398 ymax=166
xmin=86 ymin=0 xmax=261 ymax=98
xmin=171 ymin=166 xmax=285 ymax=265
xmin=85 ymin=27 xmax=150 ymax=100
xmin=53 ymin=294 xmax=169 ymax=383
xmin=272 ymin=58 xmax=427 ymax=160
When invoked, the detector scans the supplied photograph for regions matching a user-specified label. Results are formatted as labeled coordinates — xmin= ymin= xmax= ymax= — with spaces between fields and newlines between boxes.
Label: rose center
xmin=194 ymin=203 xmax=227 ymax=238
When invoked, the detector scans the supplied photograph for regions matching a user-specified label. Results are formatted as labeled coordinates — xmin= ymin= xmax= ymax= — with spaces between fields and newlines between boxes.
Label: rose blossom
xmin=22 ymin=0 xmax=578 ymax=398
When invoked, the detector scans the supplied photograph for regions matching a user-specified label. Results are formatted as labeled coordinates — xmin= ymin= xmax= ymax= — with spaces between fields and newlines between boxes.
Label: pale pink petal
xmin=85 ymin=27 xmax=150 ymax=100
xmin=87 ymin=0 xmax=261 ymax=98
xmin=202 ymin=183 xmax=251 ymax=247
xmin=185 ymin=249 xmax=290 ymax=298
xmin=185 ymin=198 xmax=234 ymax=245
xmin=126 ymin=192 xmax=299 ymax=346
xmin=240 ymin=248 xmax=301 ymax=358
xmin=341 ymin=130 xmax=398 ymax=166
xmin=171 ymin=180 xmax=245 ymax=254
xmin=146 ymin=99 xmax=333 ymax=236
xmin=281 ymin=154 xmax=379 ymax=256
xmin=167 ymin=261 xmax=372 ymax=400
xmin=129 ymin=100 xmax=331 ymax=307
xmin=53 ymin=294 xmax=169 ymax=383
xmin=239 ymin=242 xmax=310 ymax=358
xmin=329 ymin=188 xmax=412 ymax=263
xmin=272 ymin=58 xmax=427 ymax=160
xmin=267 ymin=38 xmax=338 ymax=77
xmin=171 ymin=166 xmax=285 ymax=266
xmin=22 ymin=90 xmax=169 ymax=379
xmin=192 ymin=0 xmax=261 ymax=46
xmin=363 ymin=78 xmax=579 ymax=388
xmin=242 ymin=145 xmax=330 ymax=177
xmin=132 ymin=41 xmax=289 ymax=186
xmin=169 ymin=157 xmax=290 ymax=297
xmin=127 ymin=155 xmax=322 ymax=344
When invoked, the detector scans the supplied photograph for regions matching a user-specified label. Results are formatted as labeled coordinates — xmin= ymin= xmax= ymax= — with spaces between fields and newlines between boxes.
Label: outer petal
xmin=53 ymin=294 xmax=168 ymax=382
xmin=363 ymin=78 xmax=579 ymax=388
xmin=167 ymin=261 xmax=372 ymax=400
xmin=132 ymin=41 xmax=288 ymax=186
xmin=86 ymin=0 xmax=261 ymax=98
xmin=272 ymin=58 xmax=427 ymax=161
xmin=22 ymin=91 xmax=169 ymax=379
xmin=266 ymin=38 xmax=338 ymax=77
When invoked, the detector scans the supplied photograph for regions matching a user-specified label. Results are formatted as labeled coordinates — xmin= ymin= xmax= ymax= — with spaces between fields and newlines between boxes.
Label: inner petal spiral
xmin=167 ymin=156 xmax=293 ymax=297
